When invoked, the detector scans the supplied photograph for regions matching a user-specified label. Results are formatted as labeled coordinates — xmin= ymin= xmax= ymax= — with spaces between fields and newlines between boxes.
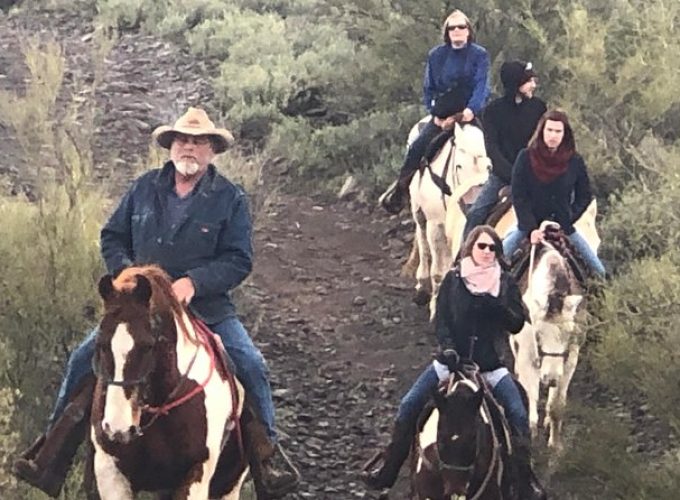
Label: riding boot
xmin=361 ymin=419 xmax=413 ymax=490
xmin=512 ymin=436 xmax=547 ymax=500
xmin=243 ymin=410 xmax=300 ymax=499
xmin=13 ymin=375 xmax=95 ymax=498
xmin=381 ymin=173 xmax=413 ymax=215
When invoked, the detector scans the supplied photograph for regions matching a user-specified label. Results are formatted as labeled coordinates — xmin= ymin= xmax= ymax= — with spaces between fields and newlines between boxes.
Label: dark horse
xmin=412 ymin=365 xmax=521 ymax=499
xmin=89 ymin=265 xmax=249 ymax=499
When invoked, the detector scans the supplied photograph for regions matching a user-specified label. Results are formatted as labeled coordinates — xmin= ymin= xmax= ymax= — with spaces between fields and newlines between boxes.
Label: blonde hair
xmin=442 ymin=9 xmax=475 ymax=44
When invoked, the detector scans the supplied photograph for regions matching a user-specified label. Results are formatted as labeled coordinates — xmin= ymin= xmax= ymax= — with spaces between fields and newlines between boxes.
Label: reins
xmin=417 ymin=370 xmax=502 ymax=499
xmin=140 ymin=315 xmax=244 ymax=459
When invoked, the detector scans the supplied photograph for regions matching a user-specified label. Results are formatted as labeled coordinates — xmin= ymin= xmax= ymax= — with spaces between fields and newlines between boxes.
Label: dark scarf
xmin=528 ymin=142 xmax=573 ymax=183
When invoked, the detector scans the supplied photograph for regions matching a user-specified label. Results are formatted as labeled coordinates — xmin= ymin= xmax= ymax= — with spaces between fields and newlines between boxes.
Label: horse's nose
xmin=131 ymin=425 xmax=143 ymax=437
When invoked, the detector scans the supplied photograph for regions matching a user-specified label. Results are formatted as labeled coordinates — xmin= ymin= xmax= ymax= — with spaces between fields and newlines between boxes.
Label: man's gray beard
xmin=175 ymin=160 xmax=200 ymax=176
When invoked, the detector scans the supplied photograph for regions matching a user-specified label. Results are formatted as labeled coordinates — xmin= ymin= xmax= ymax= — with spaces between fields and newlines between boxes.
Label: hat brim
xmin=153 ymin=125 xmax=234 ymax=154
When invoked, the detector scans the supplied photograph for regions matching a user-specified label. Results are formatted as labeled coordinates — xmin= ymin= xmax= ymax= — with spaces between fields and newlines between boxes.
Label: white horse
xmin=398 ymin=117 xmax=491 ymax=318
xmin=510 ymin=220 xmax=596 ymax=450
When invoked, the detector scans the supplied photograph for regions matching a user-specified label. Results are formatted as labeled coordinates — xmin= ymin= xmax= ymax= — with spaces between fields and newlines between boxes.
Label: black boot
xmin=361 ymin=420 xmax=413 ymax=490
xmin=243 ymin=408 xmax=300 ymax=499
xmin=13 ymin=375 xmax=95 ymax=498
xmin=512 ymin=436 xmax=547 ymax=500
xmin=381 ymin=175 xmax=412 ymax=215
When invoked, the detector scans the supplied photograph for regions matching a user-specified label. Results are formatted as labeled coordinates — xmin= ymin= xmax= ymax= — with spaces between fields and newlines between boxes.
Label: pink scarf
xmin=460 ymin=257 xmax=501 ymax=297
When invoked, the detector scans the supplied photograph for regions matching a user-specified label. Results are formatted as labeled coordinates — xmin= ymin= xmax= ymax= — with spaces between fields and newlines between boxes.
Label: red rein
xmin=143 ymin=316 xmax=244 ymax=458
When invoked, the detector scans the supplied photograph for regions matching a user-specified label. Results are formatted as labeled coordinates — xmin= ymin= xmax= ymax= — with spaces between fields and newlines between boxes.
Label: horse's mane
xmin=113 ymin=265 xmax=185 ymax=320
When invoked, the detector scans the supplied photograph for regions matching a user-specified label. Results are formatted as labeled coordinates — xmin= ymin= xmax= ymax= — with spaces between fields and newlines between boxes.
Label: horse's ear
xmin=432 ymin=388 xmax=447 ymax=409
xmin=132 ymin=275 xmax=152 ymax=305
xmin=98 ymin=275 xmax=115 ymax=301
xmin=472 ymin=388 xmax=484 ymax=409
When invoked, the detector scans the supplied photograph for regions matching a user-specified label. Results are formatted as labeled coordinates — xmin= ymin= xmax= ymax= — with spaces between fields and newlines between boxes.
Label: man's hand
xmin=172 ymin=277 xmax=195 ymax=305
xmin=461 ymin=108 xmax=474 ymax=122
xmin=530 ymin=229 xmax=544 ymax=245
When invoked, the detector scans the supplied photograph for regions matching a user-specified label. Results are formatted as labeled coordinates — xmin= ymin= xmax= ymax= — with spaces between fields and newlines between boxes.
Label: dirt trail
xmin=241 ymin=193 xmax=434 ymax=499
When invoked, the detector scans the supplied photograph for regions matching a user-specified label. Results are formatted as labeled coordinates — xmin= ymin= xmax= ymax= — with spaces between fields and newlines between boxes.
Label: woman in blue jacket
xmin=382 ymin=9 xmax=490 ymax=214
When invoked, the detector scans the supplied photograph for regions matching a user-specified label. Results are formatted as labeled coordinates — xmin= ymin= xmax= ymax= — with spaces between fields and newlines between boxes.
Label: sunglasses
xmin=476 ymin=242 xmax=497 ymax=252
xmin=447 ymin=24 xmax=468 ymax=31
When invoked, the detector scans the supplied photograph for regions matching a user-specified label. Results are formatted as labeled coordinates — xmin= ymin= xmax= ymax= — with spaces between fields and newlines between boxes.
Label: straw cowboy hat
xmin=152 ymin=107 xmax=235 ymax=154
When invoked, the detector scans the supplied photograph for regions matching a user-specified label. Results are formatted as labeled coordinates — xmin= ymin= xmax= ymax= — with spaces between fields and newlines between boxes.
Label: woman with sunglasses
xmin=382 ymin=9 xmax=490 ymax=214
xmin=362 ymin=226 xmax=546 ymax=499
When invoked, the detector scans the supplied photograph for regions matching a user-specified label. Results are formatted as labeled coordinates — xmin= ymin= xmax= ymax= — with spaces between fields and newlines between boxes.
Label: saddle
xmin=485 ymin=185 xmax=513 ymax=227
xmin=509 ymin=223 xmax=591 ymax=287
xmin=459 ymin=184 xmax=512 ymax=220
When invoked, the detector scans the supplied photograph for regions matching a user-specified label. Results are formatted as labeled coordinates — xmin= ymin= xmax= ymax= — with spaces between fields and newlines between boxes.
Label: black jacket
xmin=435 ymin=268 xmax=526 ymax=372
xmin=481 ymin=95 xmax=547 ymax=183
xmin=511 ymin=149 xmax=593 ymax=234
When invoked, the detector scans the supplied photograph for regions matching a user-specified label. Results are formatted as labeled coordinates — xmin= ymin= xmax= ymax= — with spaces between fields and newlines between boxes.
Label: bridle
xmin=92 ymin=314 xmax=166 ymax=389
xmin=418 ymin=368 xmax=502 ymax=500
xmin=527 ymin=240 xmax=577 ymax=366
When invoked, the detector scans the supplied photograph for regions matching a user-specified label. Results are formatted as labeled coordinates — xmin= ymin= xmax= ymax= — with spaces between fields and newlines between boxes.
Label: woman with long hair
xmin=503 ymin=109 xmax=606 ymax=277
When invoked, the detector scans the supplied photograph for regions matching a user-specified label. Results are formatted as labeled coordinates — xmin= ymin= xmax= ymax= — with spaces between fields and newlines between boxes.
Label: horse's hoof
xmin=412 ymin=289 xmax=430 ymax=306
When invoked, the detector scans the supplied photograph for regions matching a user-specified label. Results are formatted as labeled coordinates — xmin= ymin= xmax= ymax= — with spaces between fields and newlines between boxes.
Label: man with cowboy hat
xmin=12 ymin=107 xmax=299 ymax=498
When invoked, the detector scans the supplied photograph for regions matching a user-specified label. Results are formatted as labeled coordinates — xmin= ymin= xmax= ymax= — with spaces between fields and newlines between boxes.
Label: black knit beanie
xmin=500 ymin=61 xmax=536 ymax=95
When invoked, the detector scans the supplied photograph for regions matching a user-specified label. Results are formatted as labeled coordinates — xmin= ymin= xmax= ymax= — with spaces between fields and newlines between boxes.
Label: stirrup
xmin=361 ymin=449 xmax=384 ymax=474
xmin=273 ymin=442 xmax=301 ymax=481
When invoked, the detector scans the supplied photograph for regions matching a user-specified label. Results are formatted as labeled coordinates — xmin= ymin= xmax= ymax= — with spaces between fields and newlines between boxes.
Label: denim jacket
xmin=100 ymin=162 xmax=253 ymax=324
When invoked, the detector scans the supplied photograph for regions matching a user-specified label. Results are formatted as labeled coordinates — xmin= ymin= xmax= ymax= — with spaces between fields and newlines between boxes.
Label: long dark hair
xmin=442 ymin=9 xmax=476 ymax=44
xmin=528 ymin=109 xmax=576 ymax=156
xmin=460 ymin=225 xmax=508 ymax=269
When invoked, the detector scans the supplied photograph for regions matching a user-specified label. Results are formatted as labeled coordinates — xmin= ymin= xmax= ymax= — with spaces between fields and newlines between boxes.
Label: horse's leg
xmin=218 ymin=467 xmax=248 ymax=500
xmin=401 ymin=234 xmax=420 ymax=278
xmin=514 ymin=323 xmax=541 ymax=439
xmin=92 ymin=444 xmax=133 ymax=500
xmin=413 ymin=208 xmax=432 ymax=306
xmin=176 ymin=459 xmax=217 ymax=499
xmin=545 ymin=343 xmax=580 ymax=449
xmin=427 ymin=221 xmax=450 ymax=320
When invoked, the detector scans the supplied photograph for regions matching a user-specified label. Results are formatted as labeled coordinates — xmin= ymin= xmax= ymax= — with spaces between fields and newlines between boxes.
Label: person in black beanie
xmin=462 ymin=60 xmax=547 ymax=238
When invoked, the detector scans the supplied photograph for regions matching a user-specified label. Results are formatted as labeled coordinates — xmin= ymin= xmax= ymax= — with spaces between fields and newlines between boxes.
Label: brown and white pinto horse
xmin=90 ymin=265 xmax=248 ymax=499
xmin=412 ymin=370 xmax=517 ymax=500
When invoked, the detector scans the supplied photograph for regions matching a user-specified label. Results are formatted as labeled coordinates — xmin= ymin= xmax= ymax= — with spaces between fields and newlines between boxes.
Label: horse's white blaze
xmin=103 ymin=324 xmax=136 ymax=435
xmin=91 ymin=427 xmax=133 ymax=499
xmin=175 ymin=313 xmax=240 ymax=495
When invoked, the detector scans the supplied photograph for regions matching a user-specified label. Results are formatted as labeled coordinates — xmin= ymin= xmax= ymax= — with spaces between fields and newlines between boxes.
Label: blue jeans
xmin=503 ymin=227 xmax=606 ymax=277
xmin=49 ymin=317 xmax=278 ymax=441
xmin=463 ymin=173 xmax=507 ymax=239
xmin=395 ymin=365 xmax=529 ymax=437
